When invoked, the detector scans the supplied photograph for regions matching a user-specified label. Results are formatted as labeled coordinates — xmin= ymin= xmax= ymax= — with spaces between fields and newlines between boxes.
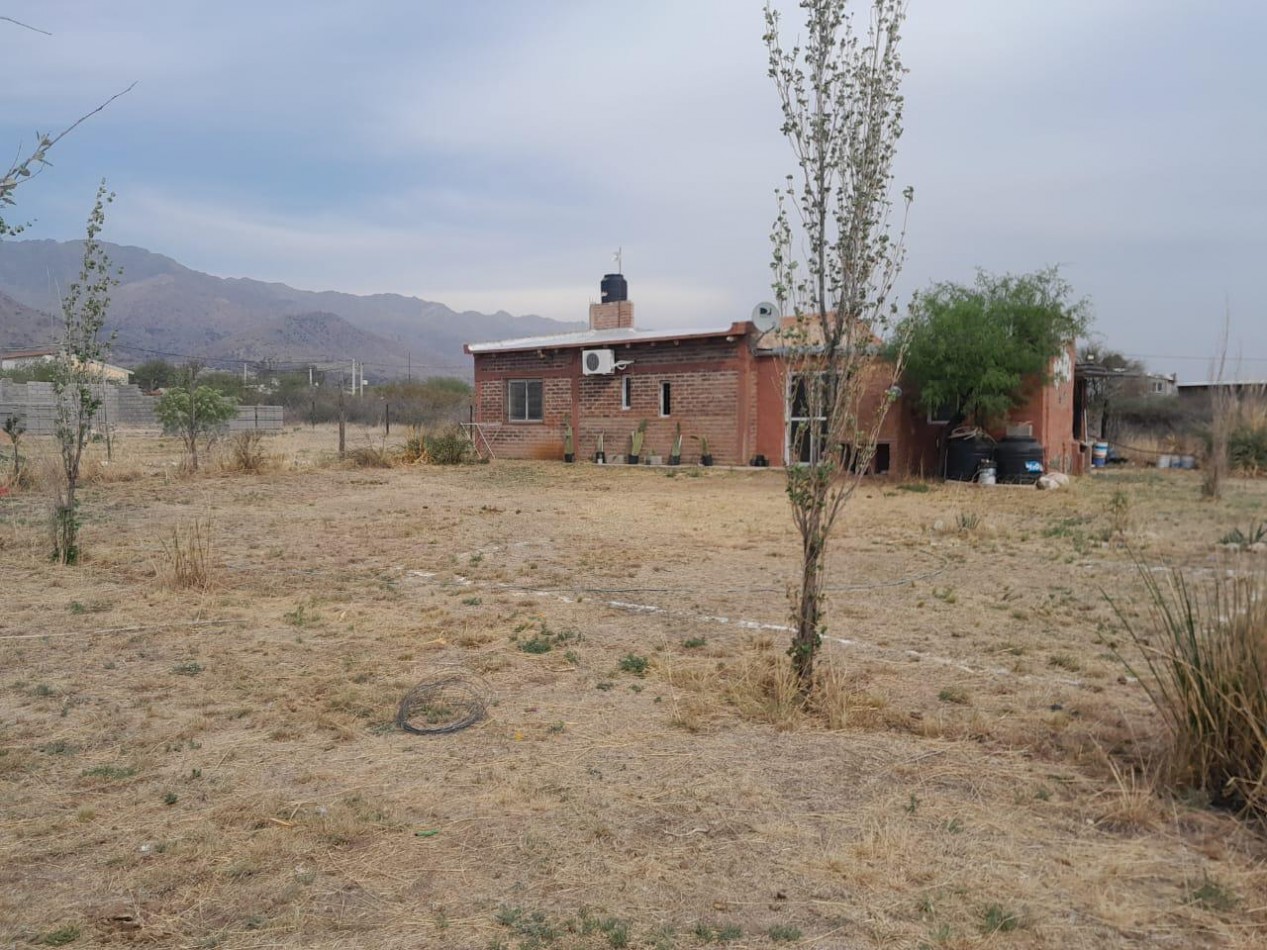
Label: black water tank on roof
xmin=601 ymin=273 xmax=628 ymax=303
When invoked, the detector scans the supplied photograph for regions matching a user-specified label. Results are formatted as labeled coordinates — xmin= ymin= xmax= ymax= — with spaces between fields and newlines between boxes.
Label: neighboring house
xmin=0 ymin=347 xmax=132 ymax=383
xmin=465 ymin=274 xmax=1078 ymax=474
xmin=1176 ymin=379 xmax=1267 ymax=404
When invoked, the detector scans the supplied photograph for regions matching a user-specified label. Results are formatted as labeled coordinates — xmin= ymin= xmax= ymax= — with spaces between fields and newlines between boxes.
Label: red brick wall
xmin=472 ymin=335 xmax=756 ymax=464
xmin=588 ymin=301 xmax=634 ymax=331
xmin=472 ymin=336 xmax=1075 ymax=474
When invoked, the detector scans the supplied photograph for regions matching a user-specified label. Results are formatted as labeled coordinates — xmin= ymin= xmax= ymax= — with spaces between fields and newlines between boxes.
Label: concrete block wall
xmin=0 ymin=379 xmax=284 ymax=435
xmin=229 ymin=404 xmax=285 ymax=432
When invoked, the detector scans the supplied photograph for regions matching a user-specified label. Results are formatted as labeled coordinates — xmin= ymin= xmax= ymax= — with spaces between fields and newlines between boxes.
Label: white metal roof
xmin=465 ymin=323 xmax=745 ymax=354
xmin=1177 ymin=379 xmax=1267 ymax=388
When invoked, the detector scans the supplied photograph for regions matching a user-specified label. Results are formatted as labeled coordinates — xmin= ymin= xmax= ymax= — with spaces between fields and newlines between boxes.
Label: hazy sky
xmin=3 ymin=1 xmax=1265 ymax=378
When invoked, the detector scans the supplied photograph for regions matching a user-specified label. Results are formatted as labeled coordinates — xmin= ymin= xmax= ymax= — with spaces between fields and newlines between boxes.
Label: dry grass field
xmin=2 ymin=426 xmax=1266 ymax=949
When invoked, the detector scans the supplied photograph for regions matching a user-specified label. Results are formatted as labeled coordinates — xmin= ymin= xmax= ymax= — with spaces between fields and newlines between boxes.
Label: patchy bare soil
xmin=2 ymin=427 xmax=1266 ymax=949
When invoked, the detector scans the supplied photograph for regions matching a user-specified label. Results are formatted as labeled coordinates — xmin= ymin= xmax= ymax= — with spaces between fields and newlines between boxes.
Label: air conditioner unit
xmin=582 ymin=348 xmax=616 ymax=375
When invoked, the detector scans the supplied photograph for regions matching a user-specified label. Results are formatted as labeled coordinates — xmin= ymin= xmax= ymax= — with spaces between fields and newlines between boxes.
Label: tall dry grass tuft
xmin=158 ymin=518 xmax=215 ymax=591
xmin=718 ymin=637 xmax=803 ymax=730
xmin=1111 ymin=565 xmax=1267 ymax=819
xmin=808 ymin=658 xmax=851 ymax=730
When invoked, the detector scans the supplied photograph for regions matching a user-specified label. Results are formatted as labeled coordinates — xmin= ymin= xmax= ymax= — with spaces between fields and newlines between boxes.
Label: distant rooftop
xmin=1177 ymin=378 xmax=1267 ymax=389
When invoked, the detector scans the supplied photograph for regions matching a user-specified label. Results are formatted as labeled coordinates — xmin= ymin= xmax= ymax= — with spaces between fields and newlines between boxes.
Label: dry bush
xmin=1229 ymin=383 xmax=1267 ymax=476
xmin=347 ymin=444 xmax=394 ymax=468
xmin=423 ymin=427 xmax=471 ymax=465
xmin=223 ymin=430 xmax=271 ymax=474
xmin=79 ymin=455 xmax=144 ymax=483
xmin=1112 ymin=565 xmax=1267 ymax=819
xmin=401 ymin=426 xmax=427 ymax=463
xmin=157 ymin=518 xmax=215 ymax=591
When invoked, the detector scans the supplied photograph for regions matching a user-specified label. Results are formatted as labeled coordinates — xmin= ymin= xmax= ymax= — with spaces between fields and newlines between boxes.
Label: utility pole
xmin=338 ymin=376 xmax=346 ymax=459
xmin=308 ymin=364 xmax=313 ymax=388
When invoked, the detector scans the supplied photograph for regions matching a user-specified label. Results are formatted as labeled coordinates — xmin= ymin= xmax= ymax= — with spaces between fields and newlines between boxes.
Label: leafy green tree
xmin=766 ymin=0 xmax=911 ymax=692
xmin=131 ymin=358 xmax=178 ymax=392
xmin=155 ymin=366 xmax=238 ymax=472
xmin=51 ymin=181 xmax=118 ymax=564
xmin=901 ymin=268 xmax=1091 ymax=427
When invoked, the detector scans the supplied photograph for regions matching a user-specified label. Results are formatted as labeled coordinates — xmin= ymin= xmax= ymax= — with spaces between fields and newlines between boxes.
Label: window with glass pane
xmin=787 ymin=373 xmax=830 ymax=464
xmin=507 ymin=379 xmax=543 ymax=422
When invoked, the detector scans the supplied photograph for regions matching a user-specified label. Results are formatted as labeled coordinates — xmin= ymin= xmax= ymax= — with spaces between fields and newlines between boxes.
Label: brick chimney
xmin=589 ymin=273 xmax=634 ymax=331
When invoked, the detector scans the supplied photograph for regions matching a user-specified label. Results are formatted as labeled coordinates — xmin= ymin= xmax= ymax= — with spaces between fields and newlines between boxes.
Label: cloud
xmin=3 ymin=0 xmax=1266 ymax=371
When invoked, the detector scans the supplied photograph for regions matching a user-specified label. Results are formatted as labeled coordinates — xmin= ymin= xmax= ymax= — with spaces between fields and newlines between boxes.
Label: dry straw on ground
xmin=1 ymin=426 xmax=1266 ymax=948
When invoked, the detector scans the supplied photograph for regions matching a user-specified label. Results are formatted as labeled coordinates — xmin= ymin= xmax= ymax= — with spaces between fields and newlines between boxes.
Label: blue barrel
xmin=1092 ymin=442 xmax=1108 ymax=468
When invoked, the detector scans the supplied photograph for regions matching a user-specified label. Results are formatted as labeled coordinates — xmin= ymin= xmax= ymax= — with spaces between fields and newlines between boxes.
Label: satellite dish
xmin=751 ymin=301 xmax=779 ymax=333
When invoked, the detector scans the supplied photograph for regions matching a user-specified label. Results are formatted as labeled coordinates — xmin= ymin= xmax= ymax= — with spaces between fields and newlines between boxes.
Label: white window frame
xmin=621 ymin=375 xmax=632 ymax=411
xmin=786 ymin=372 xmax=830 ymax=465
xmin=507 ymin=378 xmax=543 ymax=423
xmin=659 ymin=381 xmax=671 ymax=417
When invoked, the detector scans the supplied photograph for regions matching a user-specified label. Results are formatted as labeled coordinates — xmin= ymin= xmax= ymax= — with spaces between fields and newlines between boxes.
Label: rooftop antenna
xmin=612 ymin=247 xmax=622 ymax=274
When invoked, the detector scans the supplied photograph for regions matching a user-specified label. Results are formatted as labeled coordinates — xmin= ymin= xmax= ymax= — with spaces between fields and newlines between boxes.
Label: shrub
xmin=226 ymin=430 xmax=268 ymax=473
xmin=1111 ymin=565 xmax=1267 ymax=819
xmin=1229 ymin=424 xmax=1267 ymax=475
xmin=424 ymin=428 xmax=471 ymax=465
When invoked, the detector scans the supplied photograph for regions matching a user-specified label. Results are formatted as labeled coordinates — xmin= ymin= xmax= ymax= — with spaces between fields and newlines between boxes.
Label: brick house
xmin=464 ymin=275 xmax=1079 ymax=474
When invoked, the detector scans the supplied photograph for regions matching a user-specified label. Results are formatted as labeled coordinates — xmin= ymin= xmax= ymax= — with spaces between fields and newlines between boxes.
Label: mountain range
xmin=0 ymin=240 xmax=583 ymax=378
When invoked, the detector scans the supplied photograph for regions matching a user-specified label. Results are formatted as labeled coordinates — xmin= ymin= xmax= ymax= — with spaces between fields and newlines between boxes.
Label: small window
xmin=621 ymin=375 xmax=632 ymax=410
xmin=927 ymin=401 xmax=956 ymax=425
xmin=659 ymin=381 xmax=671 ymax=417
xmin=507 ymin=379 xmax=543 ymax=422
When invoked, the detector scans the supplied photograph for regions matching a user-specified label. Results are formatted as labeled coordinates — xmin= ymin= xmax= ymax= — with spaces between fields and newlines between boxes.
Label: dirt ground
xmin=2 ymin=426 xmax=1266 ymax=949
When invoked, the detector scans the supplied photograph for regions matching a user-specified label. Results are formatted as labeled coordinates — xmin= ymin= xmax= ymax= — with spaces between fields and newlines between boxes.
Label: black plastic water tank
xmin=996 ymin=436 xmax=1045 ymax=484
xmin=600 ymin=273 xmax=628 ymax=303
xmin=945 ymin=434 xmax=994 ymax=481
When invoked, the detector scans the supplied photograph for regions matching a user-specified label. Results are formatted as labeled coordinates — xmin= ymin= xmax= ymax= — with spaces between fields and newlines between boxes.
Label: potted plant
xmin=628 ymin=419 xmax=647 ymax=465
xmin=694 ymin=434 xmax=713 ymax=467
xmin=563 ymin=421 xmax=575 ymax=463
xmin=668 ymin=422 xmax=682 ymax=465
xmin=594 ymin=431 xmax=606 ymax=465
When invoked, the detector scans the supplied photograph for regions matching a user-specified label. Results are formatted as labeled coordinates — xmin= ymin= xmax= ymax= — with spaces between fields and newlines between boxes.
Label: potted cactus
xmin=668 ymin=422 xmax=683 ymax=466
xmin=628 ymin=419 xmax=647 ymax=465
xmin=563 ymin=421 xmax=575 ymax=463
xmin=694 ymin=434 xmax=713 ymax=467
xmin=594 ymin=431 xmax=606 ymax=465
